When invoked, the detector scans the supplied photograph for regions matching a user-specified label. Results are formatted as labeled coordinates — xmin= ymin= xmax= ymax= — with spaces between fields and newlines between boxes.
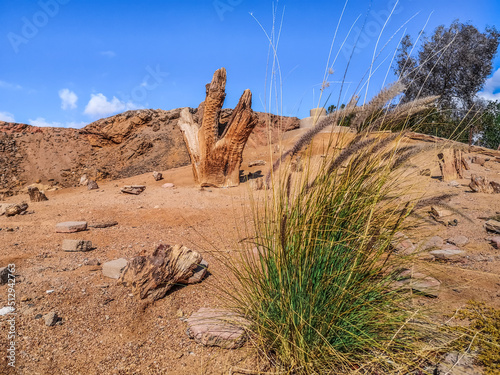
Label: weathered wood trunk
xmin=437 ymin=148 xmax=468 ymax=182
xmin=28 ymin=187 xmax=48 ymax=202
xmin=119 ymin=244 xmax=202 ymax=302
xmin=178 ymin=68 xmax=258 ymax=187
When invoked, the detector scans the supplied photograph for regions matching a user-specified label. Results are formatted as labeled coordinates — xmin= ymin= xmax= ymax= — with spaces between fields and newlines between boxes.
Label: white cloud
xmin=0 ymin=80 xmax=22 ymax=90
xmin=29 ymin=117 xmax=63 ymax=128
xmin=59 ymin=88 xmax=78 ymax=110
xmin=83 ymin=93 xmax=141 ymax=118
xmin=0 ymin=111 xmax=15 ymax=122
xmin=478 ymin=68 xmax=500 ymax=101
xmin=66 ymin=121 xmax=87 ymax=129
xmin=100 ymin=50 xmax=116 ymax=58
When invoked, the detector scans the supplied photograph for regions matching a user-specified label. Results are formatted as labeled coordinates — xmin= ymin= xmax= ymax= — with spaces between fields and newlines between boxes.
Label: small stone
xmin=485 ymin=220 xmax=500 ymax=234
xmin=421 ymin=236 xmax=444 ymax=251
xmin=89 ymin=221 xmax=118 ymax=229
xmin=248 ymin=160 xmax=266 ymax=167
xmin=121 ymin=185 xmax=146 ymax=195
xmin=447 ymin=235 xmax=469 ymax=247
xmin=102 ymin=258 xmax=128 ymax=279
xmin=489 ymin=237 xmax=500 ymax=249
xmin=186 ymin=308 xmax=249 ymax=349
xmin=5 ymin=203 xmax=28 ymax=217
xmin=62 ymin=239 xmax=93 ymax=252
xmin=46 ymin=290 xmax=55 ymax=294
xmin=394 ymin=239 xmax=416 ymax=255
xmin=430 ymin=206 xmax=452 ymax=218
xmin=395 ymin=270 xmax=441 ymax=297
xmin=56 ymin=221 xmax=87 ymax=233
xmin=429 ymin=248 xmax=466 ymax=261
xmin=153 ymin=171 xmax=163 ymax=181
xmin=448 ymin=180 xmax=460 ymax=188
xmin=84 ymin=259 xmax=101 ymax=266
xmin=28 ymin=187 xmax=48 ymax=202
xmin=162 ymin=183 xmax=175 ymax=189
xmin=43 ymin=312 xmax=59 ymax=326
xmin=79 ymin=175 xmax=89 ymax=186
xmin=0 ymin=267 xmax=9 ymax=285
xmin=186 ymin=259 xmax=209 ymax=284
xmin=87 ymin=180 xmax=99 ymax=190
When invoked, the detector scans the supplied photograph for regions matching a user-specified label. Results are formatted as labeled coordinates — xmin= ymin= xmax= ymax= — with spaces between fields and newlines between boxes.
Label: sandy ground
xmin=0 ymin=131 xmax=500 ymax=374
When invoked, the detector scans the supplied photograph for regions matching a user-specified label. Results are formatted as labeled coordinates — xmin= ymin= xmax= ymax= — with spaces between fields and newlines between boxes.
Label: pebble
xmin=55 ymin=221 xmax=88 ymax=233
xmin=429 ymin=249 xmax=466 ymax=261
xmin=162 ymin=183 xmax=175 ymax=189
xmin=102 ymin=258 xmax=128 ymax=279
xmin=447 ymin=235 xmax=469 ymax=247
xmin=43 ymin=312 xmax=59 ymax=326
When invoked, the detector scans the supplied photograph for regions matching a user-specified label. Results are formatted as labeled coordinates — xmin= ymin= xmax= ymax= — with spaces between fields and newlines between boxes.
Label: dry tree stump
xmin=27 ymin=187 xmax=48 ymax=202
xmin=178 ymin=68 xmax=258 ymax=187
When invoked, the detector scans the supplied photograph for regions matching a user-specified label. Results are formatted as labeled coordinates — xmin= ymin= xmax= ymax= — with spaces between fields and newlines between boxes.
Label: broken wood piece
xmin=28 ymin=186 xmax=48 ymax=202
xmin=121 ymin=185 xmax=146 ymax=195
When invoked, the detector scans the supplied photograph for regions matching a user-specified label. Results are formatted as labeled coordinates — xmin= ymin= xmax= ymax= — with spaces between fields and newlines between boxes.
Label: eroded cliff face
xmin=0 ymin=108 xmax=299 ymax=197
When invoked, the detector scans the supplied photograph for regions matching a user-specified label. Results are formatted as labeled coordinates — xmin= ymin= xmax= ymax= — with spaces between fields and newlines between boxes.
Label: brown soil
xmin=1 ymin=129 xmax=500 ymax=374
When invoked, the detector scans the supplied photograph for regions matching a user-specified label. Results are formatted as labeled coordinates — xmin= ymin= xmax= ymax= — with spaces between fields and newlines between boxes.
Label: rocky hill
xmin=0 ymin=108 xmax=299 ymax=197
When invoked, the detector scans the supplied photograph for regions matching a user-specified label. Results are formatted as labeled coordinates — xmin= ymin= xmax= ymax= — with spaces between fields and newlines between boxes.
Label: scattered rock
xmin=248 ymin=160 xmax=266 ymax=167
xmin=394 ymin=239 xmax=416 ymax=255
xmin=447 ymin=235 xmax=469 ymax=247
xmin=471 ymin=155 xmax=487 ymax=166
xmin=162 ymin=183 xmax=175 ymax=189
xmin=429 ymin=248 xmax=466 ymax=261
xmin=489 ymin=237 xmax=500 ymax=249
xmin=185 ymin=259 xmax=209 ymax=284
xmin=5 ymin=202 xmax=28 ymax=217
xmin=87 ymin=179 xmax=99 ymax=190
xmin=119 ymin=244 xmax=202 ymax=301
xmin=84 ymin=258 xmax=101 ymax=266
xmin=79 ymin=175 xmax=89 ymax=186
xmin=394 ymin=270 xmax=441 ymax=297
xmin=55 ymin=221 xmax=88 ymax=233
xmin=121 ymin=185 xmax=146 ymax=195
xmin=491 ymin=181 xmax=500 ymax=193
xmin=0 ymin=203 xmax=10 ymax=216
xmin=430 ymin=206 xmax=453 ymax=219
xmin=448 ymin=180 xmax=460 ymax=188
xmin=419 ymin=168 xmax=431 ymax=176
xmin=186 ymin=308 xmax=249 ymax=349
xmin=485 ymin=220 xmax=500 ymax=234
xmin=437 ymin=351 xmax=481 ymax=375
xmin=153 ymin=171 xmax=163 ymax=181
xmin=0 ymin=267 xmax=10 ymax=285
xmin=89 ymin=221 xmax=118 ymax=229
xmin=102 ymin=258 xmax=128 ymax=279
xmin=27 ymin=187 xmax=48 ymax=202
xmin=421 ymin=236 xmax=444 ymax=251
xmin=43 ymin=312 xmax=60 ymax=327
xmin=61 ymin=239 xmax=93 ymax=252
xmin=249 ymin=178 xmax=264 ymax=190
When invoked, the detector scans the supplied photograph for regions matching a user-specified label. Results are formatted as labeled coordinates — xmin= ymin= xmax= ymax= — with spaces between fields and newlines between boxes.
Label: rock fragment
xmin=28 ymin=187 xmax=48 ymax=202
xmin=55 ymin=221 xmax=87 ymax=233
xmin=394 ymin=270 xmax=441 ymax=297
xmin=429 ymin=248 xmax=466 ymax=261
xmin=248 ymin=160 xmax=266 ymax=167
xmin=89 ymin=221 xmax=118 ymax=229
xmin=62 ymin=239 xmax=93 ymax=252
xmin=485 ymin=220 xmax=500 ymax=234
xmin=79 ymin=175 xmax=89 ymax=186
xmin=430 ymin=206 xmax=453 ymax=219
xmin=87 ymin=179 xmax=99 ymax=190
xmin=0 ymin=267 xmax=10 ymax=285
xmin=490 ymin=237 xmax=500 ymax=249
xmin=184 ymin=259 xmax=209 ymax=284
xmin=102 ymin=258 xmax=128 ymax=279
xmin=43 ymin=312 xmax=60 ymax=327
xmin=153 ymin=171 xmax=163 ymax=181
xmin=447 ymin=235 xmax=469 ymax=247
xmin=5 ymin=203 xmax=28 ymax=217
xmin=186 ymin=308 xmax=249 ymax=349
xmin=421 ymin=236 xmax=444 ymax=250
xmin=162 ymin=183 xmax=175 ymax=189
xmin=121 ymin=185 xmax=146 ymax=195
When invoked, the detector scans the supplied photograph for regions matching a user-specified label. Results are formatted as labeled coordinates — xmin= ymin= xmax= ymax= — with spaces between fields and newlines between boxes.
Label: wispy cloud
xmin=83 ymin=93 xmax=141 ymax=118
xmin=478 ymin=68 xmax=500 ymax=101
xmin=100 ymin=50 xmax=116 ymax=58
xmin=0 ymin=80 xmax=22 ymax=90
xmin=0 ymin=111 xmax=15 ymax=122
xmin=29 ymin=117 xmax=63 ymax=127
xmin=59 ymin=88 xmax=78 ymax=110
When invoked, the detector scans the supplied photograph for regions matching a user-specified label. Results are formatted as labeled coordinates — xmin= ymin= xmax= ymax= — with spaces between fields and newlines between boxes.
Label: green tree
xmin=394 ymin=21 xmax=500 ymax=144
xmin=479 ymin=101 xmax=500 ymax=150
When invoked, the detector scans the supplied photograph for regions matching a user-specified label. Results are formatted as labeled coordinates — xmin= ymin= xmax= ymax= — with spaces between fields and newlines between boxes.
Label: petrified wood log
xmin=119 ymin=244 xmax=203 ymax=301
xmin=469 ymin=175 xmax=500 ymax=194
xmin=178 ymin=68 xmax=258 ymax=187
xmin=437 ymin=148 xmax=467 ymax=182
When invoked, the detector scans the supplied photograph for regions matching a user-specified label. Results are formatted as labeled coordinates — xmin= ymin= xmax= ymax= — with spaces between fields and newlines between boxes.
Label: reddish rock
xmin=55 ymin=221 xmax=87 ymax=233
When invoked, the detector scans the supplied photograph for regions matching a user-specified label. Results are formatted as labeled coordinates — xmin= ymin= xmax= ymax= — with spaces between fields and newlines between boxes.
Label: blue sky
xmin=1 ymin=0 xmax=499 ymax=128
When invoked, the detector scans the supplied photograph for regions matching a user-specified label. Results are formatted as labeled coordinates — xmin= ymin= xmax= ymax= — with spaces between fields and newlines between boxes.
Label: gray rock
xmin=79 ymin=175 xmax=88 ymax=186
xmin=0 ymin=267 xmax=10 ymax=285
xmin=421 ymin=236 xmax=444 ymax=250
xmin=102 ymin=258 xmax=128 ymax=279
xmin=87 ymin=179 xmax=99 ymax=190
xmin=485 ymin=220 xmax=500 ymax=234
xmin=153 ymin=171 xmax=163 ymax=181
xmin=447 ymin=235 xmax=469 ymax=247
xmin=55 ymin=221 xmax=87 ymax=233
xmin=44 ymin=312 xmax=60 ymax=327
xmin=429 ymin=248 xmax=466 ymax=261
xmin=62 ymin=239 xmax=93 ymax=252
xmin=395 ymin=270 xmax=441 ymax=297
xmin=186 ymin=308 xmax=249 ymax=349
xmin=394 ymin=239 xmax=416 ymax=255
